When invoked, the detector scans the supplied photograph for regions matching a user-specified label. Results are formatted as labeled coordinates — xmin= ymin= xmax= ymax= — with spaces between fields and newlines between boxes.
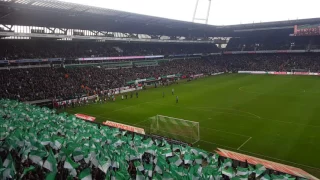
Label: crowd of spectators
xmin=0 ymin=58 xmax=217 ymax=101
xmin=0 ymin=40 xmax=220 ymax=60
xmin=207 ymin=54 xmax=320 ymax=72
xmin=225 ymin=36 xmax=317 ymax=51
xmin=1 ymin=53 xmax=320 ymax=101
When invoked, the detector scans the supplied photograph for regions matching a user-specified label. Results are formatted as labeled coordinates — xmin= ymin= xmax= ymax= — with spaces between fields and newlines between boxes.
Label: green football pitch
xmin=63 ymin=74 xmax=320 ymax=177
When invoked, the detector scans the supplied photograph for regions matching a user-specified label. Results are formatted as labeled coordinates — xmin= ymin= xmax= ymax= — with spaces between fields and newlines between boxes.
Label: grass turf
xmin=63 ymin=74 xmax=320 ymax=177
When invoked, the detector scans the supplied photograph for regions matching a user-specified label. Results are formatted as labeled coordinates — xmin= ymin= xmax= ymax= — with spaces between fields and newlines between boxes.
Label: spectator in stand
xmin=1 ymin=53 xmax=320 ymax=101
xmin=0 ymin=40 xmax=220 ymax=60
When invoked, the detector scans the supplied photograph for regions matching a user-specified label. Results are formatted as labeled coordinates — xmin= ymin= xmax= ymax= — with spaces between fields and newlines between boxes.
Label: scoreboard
xmin=294 ymin=24 xmax=320 ymax=36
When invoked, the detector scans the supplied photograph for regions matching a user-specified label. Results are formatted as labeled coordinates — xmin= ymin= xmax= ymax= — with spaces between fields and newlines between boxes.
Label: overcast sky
xmin=60 ymin=0 xmax=320 ymax=25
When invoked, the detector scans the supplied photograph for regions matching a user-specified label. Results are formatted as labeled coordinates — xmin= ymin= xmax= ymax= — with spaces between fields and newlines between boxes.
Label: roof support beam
xmin=27 ymin=0 xmax=37 ymax=5
xmin=3 ymin=24 xmax=13 ymax=31
xmin=46 ymin=27 xmax=56 ymax=33
xmin=58 ymin=28 xmax=68 ymax=34
xmin=0 ymin=12 xmax=13 ymax=20
xmin=89 ymin=30 xmax=106 ymax=36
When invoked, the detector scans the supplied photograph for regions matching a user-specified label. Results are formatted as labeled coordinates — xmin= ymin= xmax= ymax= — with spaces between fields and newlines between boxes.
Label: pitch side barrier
xmin=238 ymin=71 xmax=320 ymax=76
xmin=74 ymin=113 xmax=190 ymax=147
xmin=216 ymin=148 xmax=319 ymax=180
xmin=55 ymin=86 xmax=143 ymax=104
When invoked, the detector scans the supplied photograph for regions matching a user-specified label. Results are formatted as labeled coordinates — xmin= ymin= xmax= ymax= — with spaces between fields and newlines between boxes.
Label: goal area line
xmin=156 ymin=114 xmax=200 ymax=124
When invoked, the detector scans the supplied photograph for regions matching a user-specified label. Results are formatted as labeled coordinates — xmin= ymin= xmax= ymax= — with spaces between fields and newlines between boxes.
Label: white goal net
xmin=149 ymin=115 xmax=200 ymax=144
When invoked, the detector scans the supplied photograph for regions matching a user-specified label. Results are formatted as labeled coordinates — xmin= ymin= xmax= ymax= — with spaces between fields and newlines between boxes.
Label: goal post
xmin=149 ymin=115 xmax=200 ymax=144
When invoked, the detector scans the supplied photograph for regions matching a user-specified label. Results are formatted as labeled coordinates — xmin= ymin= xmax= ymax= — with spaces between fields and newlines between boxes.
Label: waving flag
xmin=222 ymin=167 xmax=235 ymax=178
xmin=168 ymin=155 xmax=183 ymax=167
xmin=43 ymin=149 xmax=57 ymax=172
xmin=29 ymin=150 xmax=47 ymax=166
xmin=20 ymin=166 xmax=36 ymax=179
xmin=64 ymin=156 xmax=79 ymax=169
xmin=255 ymin=164 xmax=266 ymax=177
xmin=144 ymin=163 xmax=153 ymax=177
xmin=45 ymin=172 xmax=57 ymax=180
xmin=79 ymin=168 xmax=92 ymax=180
xmin=136 ymin=170 xmax=146 ymax=180
xmin=236 ymin=167 xmax=249 ymax=176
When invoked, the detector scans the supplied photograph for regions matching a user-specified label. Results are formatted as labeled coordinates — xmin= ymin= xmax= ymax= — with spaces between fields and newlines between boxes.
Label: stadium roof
xmin=1 ymin=0 xmax=320 ymax=37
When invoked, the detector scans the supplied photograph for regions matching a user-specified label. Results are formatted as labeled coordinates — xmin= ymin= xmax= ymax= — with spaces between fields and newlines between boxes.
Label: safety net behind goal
xmin=148 ymin=115 xmax=200 ymax=144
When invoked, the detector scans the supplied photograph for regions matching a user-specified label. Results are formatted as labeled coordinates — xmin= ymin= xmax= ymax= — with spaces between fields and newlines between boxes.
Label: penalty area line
xmin=237 ymin=136 xmax=252 ymax=150
xmin=134 ymin=119 xmax=150 ymax=125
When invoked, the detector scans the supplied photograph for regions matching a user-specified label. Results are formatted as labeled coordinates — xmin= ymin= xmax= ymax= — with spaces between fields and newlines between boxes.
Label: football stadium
xmin=1 ymin=0 xmax=320 ymax=179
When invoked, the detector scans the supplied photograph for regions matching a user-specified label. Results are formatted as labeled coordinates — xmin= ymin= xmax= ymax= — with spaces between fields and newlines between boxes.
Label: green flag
xmin=20 ymin=166 xmax=36 ymax=179
xmin=145 ymin=144 xmax=157 ymax=156
xmin=144 ymin=163 xmax=153 ymax=177
xmin=222 ymin=167 xmax=235 ymax=178
xmin=152 ymin=173 xmax=162 ymax=180
xmin=168 ymin=155 xmax=183 ymax=167
xmin=64 ymin=156 xmax=79 ymax=169
xmin=255 ymin=164 xmax=266 ymax=177
xmin=98 ymin=156 xmax=112 ymax=174
xmin=29 ymin=149 xmax=47 ymax=166
xmin=79 ymin=168 xmax=92 ymax=180
xmin=2 ymin=158 xmax=16 ymax=179
xmin=45 ymin=172 xmax=57 ymax=180
xmin=248 ymin=164 xmax=255 ymax=174
xmin=271 ymin=174 xmax=287 ymax=180
xmin=163 ymin=171 xmax=175 ymax=180
xmin=142 ymin=138 xmax=153 ymax=148
xmin=236 ymin=167 xmax=249 ymax=176
xmin=111 ymin=170 xmax=130 ymax=180
xmin=231 ymin=175 xmax=248 ymax=180
xmin=134 ymin=161 xmax=144 ymax=171
xmin=184 ymin=154 xmax=194 ymax=165
xmin=222 ymin=158 xmax=232 ymax=168
xmin=261 ymin=174 xmax=271 ymax=180
xmin=3 ymin=153 xmax=13 ymax=167
xmin=195 ymin=155 xmax=203 ymax=164
xmin=43 ymin=149 xmax=57 ymax=172
xmin=136 ymin=170 xmax=145 ymax=180
xmin=73 ymin=150 xmax=84 ymax=162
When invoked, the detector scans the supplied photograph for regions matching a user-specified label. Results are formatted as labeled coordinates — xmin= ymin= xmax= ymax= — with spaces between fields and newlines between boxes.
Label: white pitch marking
xmin=148 ymin=102 xmax=260 ymax=119
xmin=199 ymin=139 xmax=320 ymax=172
xmin=134 ymin=119 xmax=151 ymax=125
xmin=192 ymin=106 xmax=262 ymax=119
xmin=237 ymin=137 xmax=252 ymax=150
xmin=200 ymin=126 xmax=251 ymax=138
xmin=147 ymin=102 xmax=320 ymax=128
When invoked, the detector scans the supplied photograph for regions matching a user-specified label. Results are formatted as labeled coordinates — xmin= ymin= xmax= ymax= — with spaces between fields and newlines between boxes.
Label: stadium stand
xmin=1 ymin=53 xmax=320 ymax=101
xmin=0 ymin=40 xmax=220 ymax=60
xmin=0 ymin=99 xmax=309 ymax=179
